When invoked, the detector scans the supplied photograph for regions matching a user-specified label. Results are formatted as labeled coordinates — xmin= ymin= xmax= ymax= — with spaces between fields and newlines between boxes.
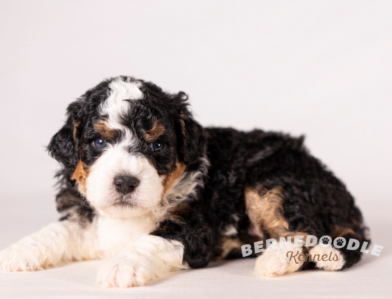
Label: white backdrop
xmin=0 ymin=1 xmax=391 ymax=297
xmin=1 ymin=1 xmax=391 ymax=205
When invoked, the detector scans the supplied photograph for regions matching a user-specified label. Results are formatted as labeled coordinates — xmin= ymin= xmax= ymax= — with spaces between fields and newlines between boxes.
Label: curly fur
xmin=0 ymin=76 xmax=369 ymax=287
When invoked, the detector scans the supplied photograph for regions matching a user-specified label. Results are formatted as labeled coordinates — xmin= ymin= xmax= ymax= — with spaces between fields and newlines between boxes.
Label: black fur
xmin=48 ymin=76 xmax=369 ymax=272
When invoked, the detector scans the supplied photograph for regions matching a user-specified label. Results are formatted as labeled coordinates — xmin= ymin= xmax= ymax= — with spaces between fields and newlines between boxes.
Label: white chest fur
xmin=94 ymin=214 xmax=157 ymax=253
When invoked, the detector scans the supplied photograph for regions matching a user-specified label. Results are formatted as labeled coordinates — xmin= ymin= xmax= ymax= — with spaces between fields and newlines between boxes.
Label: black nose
xmin=113 ymin=175 xmax=140 ymax=195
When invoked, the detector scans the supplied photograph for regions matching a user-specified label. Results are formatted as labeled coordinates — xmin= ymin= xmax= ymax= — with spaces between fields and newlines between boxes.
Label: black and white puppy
xmin=0 ymin=76 xmax=369 ymax=287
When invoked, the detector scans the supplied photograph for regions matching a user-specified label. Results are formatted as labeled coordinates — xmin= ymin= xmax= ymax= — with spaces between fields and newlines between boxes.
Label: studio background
xmin=0 ymin=1 xmax=391 ymax=298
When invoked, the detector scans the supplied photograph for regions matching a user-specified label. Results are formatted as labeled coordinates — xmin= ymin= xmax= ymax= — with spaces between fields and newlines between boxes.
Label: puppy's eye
xmin=94 ymin=138 xmax=107 ymax=149
xmin=151 ymin=142 xmax=164 ymax=152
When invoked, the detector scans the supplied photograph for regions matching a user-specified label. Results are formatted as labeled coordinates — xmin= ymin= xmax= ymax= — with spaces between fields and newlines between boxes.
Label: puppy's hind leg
xmin=245 ymin=187 xmax=307 ymax=277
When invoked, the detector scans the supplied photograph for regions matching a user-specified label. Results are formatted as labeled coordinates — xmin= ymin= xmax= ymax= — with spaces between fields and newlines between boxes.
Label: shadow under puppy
xmin=0 ymin=76 xmax=369 ymax=287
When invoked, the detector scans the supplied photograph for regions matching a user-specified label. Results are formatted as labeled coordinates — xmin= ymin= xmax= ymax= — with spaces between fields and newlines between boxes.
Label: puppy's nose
xmin=113 ymin=175 xmax=140 ymax=195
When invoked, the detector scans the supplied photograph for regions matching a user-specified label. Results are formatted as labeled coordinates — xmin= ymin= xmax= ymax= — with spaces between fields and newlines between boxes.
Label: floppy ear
xmin=47 ymin=101 xmax=84 ymax=169
xmin=175 ymin=92 xmax=206 ymax=165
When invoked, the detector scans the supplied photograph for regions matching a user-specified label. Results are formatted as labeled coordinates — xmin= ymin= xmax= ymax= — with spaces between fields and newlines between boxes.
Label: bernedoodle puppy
xmin=0 ymin=76 xmax=369 ymax=287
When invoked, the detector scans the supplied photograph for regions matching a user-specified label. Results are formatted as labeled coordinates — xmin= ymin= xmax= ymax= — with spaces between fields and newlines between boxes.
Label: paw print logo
xmin=333 ymin=237 xmax=346 ymax=248
xmin=319 ymin=235 xmax=332 ymax=247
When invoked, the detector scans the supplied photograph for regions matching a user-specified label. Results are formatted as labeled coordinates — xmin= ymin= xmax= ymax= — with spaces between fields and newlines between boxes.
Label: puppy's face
xmin=48 ymin=77 xmax=204 ymax=218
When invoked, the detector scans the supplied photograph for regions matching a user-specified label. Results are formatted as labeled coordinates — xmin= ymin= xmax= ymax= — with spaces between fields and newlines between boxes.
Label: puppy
xmin=0 ymin=76 xmax=369 ymax=287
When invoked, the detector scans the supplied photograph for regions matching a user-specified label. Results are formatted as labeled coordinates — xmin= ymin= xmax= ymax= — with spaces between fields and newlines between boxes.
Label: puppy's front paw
xmin=97 ymin=253 xmax=151 ymax=288
xmin=0 ymin=244 xmax=45 ymax=272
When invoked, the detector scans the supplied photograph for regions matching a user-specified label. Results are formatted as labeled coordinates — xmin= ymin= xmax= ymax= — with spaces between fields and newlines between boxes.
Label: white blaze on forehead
xmin=87 ymin=79 xmax=164 ymax=218
xmin=100 ymin=79 xmax=143 ymax=131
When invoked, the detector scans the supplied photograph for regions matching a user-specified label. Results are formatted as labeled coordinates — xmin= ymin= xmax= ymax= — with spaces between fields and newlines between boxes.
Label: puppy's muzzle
xmin=113 ymin=175 xmax=140 ymax=195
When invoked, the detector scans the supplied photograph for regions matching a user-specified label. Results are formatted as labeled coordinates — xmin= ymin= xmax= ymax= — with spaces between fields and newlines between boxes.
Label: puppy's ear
xmin=47 ymin=101 xmax=84 ymax=168
xmin=175 ymin=92 xmax=205 ymax=165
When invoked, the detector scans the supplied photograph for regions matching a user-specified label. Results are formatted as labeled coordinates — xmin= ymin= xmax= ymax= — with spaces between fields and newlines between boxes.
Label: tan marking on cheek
xmin=94 ymin=120 xmax=117 ymax=140
xmin=72 ymin=161 xmax=90 ymax=195
xmin=162 ymin=161 xmax=186 ymax=196
xmin=144 ymin=120 xmax=165 ymax=142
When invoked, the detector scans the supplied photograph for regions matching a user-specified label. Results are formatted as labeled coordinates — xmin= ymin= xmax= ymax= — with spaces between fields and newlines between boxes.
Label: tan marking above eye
xmin=94 ymin=120 xmax=117 ymax=140
xmin=72 ymin=161 xmax=89 ymax=196
xmin=144 ymin=120 xmax=165 ymax=142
